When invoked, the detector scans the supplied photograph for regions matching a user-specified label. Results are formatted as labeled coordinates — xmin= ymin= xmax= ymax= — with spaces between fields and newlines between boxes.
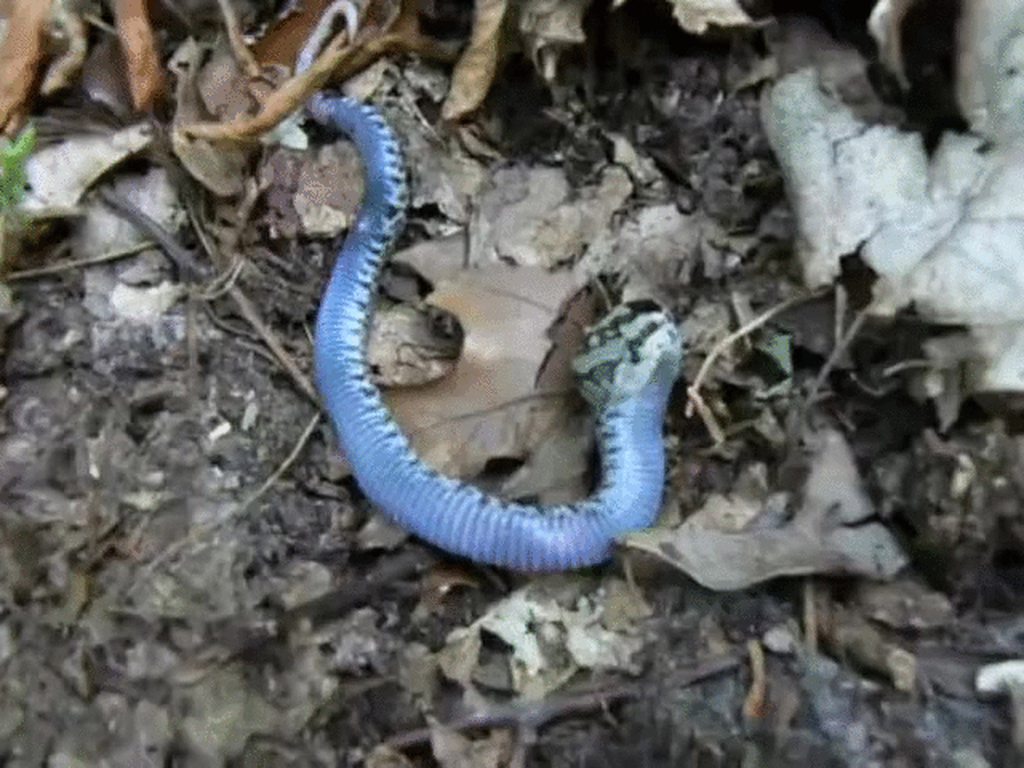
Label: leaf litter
xmin=0 ymin=0 xmax=1022 ymax=766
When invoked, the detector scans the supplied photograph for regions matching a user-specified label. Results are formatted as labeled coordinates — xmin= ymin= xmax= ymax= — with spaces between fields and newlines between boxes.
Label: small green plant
xmin=0 ymin=124 xmax=35 ymax=212
xmin=0 ymin=123 xmax=35 ymax=275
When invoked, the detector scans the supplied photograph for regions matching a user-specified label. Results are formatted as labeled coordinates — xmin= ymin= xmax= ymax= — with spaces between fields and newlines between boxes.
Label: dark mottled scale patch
xmin=623 ymin=320 xmax=659 ymax=363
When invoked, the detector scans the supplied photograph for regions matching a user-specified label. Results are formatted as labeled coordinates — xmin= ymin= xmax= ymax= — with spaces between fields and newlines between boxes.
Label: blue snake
xmin=310 ymin=93 xmax=684 ymax=571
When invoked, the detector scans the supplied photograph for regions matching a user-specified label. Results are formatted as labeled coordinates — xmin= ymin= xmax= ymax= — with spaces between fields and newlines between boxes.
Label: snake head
xmin=571 ymin=300 xmax=684 ymax=410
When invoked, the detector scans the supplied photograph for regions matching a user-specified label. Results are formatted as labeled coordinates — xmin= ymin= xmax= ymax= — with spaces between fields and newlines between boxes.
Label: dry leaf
xmin=442 ymin=0 xmax=509 ymax=121
xmin=0 ymin=0 xmax=52 ymax=131
xmin=821 ymin=605 xmax=918 ymax=692
xmin=440 ymin=577 xmax=645 ymax=699
xmin=80 ymin=35 xmax=135 ymax=116
xmin=469 ymin=165 xmax=632 ymax=268
xmin=624 ymin=429 xmax=908 ymax=589
xmin=385 ymin=263 xmax=587 ymax=489
xmin=113 ymin=0 xmax=166 ymax=111
xmin=764 ymin=68 xmax=1024 ymax=393
xmin=74 ymin=167 xmax=185 ymax=256
xmin=22 ymin=123 xmax=153 ymax=214
xmin=580 ymin=202 xmax=703 ymax=304
xmin=195 ymin=41 xmax=262 ymax=122
xmin=853 ymin=577 xmax=955 ymax=631
xmin=366 ymin=744 xmax=417 ymax=768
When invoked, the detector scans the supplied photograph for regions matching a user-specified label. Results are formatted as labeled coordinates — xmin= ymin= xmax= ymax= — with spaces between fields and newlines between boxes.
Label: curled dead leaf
xmin=624 ymin=429 xmax=908 ymax=589
xmin=442 ymin=0 xmax=509 ymax=121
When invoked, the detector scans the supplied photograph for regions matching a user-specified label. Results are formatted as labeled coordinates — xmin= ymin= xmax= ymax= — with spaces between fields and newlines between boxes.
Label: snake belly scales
xmin=310 ymin=93 xmax=684 ymax=571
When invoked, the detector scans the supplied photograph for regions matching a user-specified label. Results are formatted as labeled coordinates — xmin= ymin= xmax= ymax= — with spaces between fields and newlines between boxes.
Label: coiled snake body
xmin=311 ymin=94 xmax=684 ymax=571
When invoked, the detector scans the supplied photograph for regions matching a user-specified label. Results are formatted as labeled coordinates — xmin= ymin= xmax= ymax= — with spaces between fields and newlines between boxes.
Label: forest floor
xmin=1 ymin=1 xmax=1021 ymax=766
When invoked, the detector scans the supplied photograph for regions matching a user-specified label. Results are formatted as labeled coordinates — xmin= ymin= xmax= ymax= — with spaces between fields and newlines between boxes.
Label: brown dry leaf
xmin=442 ymin=0 xmax=509 ymax=121
xmin=820 ymin=604 xmax=918 ymax=693
xmin=366 ymin=745 xmax=417 ymax=768
xmin=195 ymin=41 xmax=262 ymax=122
xmin=385 ymin=263 xmax=586 ymax=486
xmin=113 ymin=0 xmax=167 ymax=111
xmin=624 ymin=429 xmax=908 ymax=590
xmin=0 ymin=0 xmax=52 ymax=132
xmin=80 ymin=36 xmax=135 ymax=116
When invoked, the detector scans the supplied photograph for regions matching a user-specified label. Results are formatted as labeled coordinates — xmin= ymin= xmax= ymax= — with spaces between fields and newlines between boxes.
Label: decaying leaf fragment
xmin=439 ymin=577 xmax=646 ymax=699
xmin=469 ymin=164 xmax=632 ymax=269
xmin=625 ymin=429 xmax=908 ymax=589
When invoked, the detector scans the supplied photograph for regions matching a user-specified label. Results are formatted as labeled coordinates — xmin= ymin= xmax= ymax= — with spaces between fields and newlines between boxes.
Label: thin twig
xmin=804 ymin=578 xmax=818 ymax=654
xmin=6 ymin=241 xmax=155 ymax=280
xmin=238 ymin=411 xmax=321 ymax=513
xmin=803 ymin=306 xmax=870 ymax=410
xmin=216 ymin=0 xmax=261 ymax=78
xmin=180 ymin=13 xmax=356 ymax=143
xmin=97 ymin=188 xmax=201 ymax=277
xmin=296 ymin=0 xmax=362 ymax=74
xmin=96 ymin=183 xmax=319 ymax=406
xmin=228 ymin=284 xmax=320 ymax=404
xmin=742 ymin=639 xmax=767 ymax=720
xmin=386 ymin=655 xmax=741 ymax=750
xmin=179 ymin=0 xmax=458 ymax=144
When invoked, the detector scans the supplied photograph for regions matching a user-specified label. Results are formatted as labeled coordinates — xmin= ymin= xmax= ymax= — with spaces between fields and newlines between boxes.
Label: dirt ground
xmin=1 ymin=1 xmax=1022 ymax=766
